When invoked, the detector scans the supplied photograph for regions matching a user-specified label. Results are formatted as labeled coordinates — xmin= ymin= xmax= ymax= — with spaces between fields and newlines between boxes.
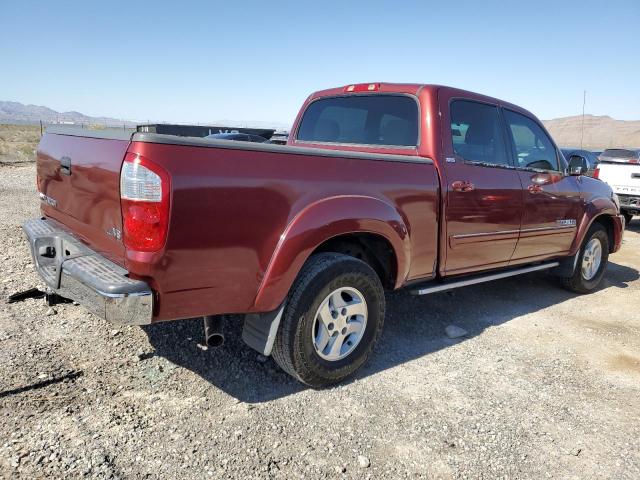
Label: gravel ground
xmin=1 ymin=163 xmax=639 ymax=479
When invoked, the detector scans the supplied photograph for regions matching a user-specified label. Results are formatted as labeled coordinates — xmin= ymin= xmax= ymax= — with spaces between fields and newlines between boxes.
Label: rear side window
xmin=503 ymin=110 xmax=559 ymax=171
xmin=296 ymin=95 xmax=418 ymax=147
xmin=450 ymin=100 xmax=510 ymax=167
xmin=601 ymin=149 xmax=638 ymax=159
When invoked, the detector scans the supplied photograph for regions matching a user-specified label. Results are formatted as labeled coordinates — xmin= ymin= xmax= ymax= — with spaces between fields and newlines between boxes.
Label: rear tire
xmin=561 ymin=224 xmax=609 ymax=294
xmin=623 ymin=211 xmax=634 ymax=227
xmin=271 ymin=253 xmax=385 ymax=388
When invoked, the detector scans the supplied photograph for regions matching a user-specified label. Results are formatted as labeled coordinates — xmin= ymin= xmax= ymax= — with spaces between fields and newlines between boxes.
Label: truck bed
xmin=36 ymin=128 xmax=440 ymax=321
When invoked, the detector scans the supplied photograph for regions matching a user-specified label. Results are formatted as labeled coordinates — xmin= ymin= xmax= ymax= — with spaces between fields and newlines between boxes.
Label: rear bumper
xmin=23 ymin=218 xmax=153 ymax=325
xmin=618 ymin=194 xmax=640 ymax=214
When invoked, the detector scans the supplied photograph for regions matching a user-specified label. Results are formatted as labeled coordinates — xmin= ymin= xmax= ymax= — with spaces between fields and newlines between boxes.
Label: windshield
xmin=296 ymin=95 xmax=418 ymax=147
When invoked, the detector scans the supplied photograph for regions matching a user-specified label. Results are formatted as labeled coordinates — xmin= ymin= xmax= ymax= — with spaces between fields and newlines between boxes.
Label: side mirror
xmin=568 ymin=155 xmax=589 ymax=176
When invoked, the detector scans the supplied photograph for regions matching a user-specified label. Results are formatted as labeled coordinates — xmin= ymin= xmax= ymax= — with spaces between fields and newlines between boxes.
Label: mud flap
xmin=550 ymin=252 xmax=579 ymax=277
xmin=242 ymin=304 xmax=285 ymax=356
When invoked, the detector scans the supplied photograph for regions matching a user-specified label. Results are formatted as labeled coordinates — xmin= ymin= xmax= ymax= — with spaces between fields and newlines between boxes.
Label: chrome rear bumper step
xmin=23 ymin=218 xmax=153 ymax=325
xmin=410 ymin=261 xmax=560 ymax=296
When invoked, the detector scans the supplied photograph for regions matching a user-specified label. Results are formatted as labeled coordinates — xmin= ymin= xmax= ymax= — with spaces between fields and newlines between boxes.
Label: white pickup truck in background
xmin=595 ymin=149 xmax=640 ymax=226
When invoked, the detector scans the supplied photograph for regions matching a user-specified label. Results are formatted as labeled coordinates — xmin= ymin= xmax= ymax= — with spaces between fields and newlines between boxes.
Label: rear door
xmin=502 ymin=110 xmax=583 ymax=262
xmin=439 ymin=96 xmax=524 ymax=275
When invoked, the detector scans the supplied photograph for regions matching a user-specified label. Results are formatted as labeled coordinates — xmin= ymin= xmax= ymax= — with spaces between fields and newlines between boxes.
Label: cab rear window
xmin=296 ymin=95 xmax=418 ymax=147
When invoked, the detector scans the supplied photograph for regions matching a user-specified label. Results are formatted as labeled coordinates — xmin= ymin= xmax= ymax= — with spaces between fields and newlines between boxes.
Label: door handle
xmin=528 ymin=184 xmax=543 ymax=194
xmin=452 ymin=180 xmax=475 ymax=192
xmin=60 ymin=156 xmax=72 ymax=176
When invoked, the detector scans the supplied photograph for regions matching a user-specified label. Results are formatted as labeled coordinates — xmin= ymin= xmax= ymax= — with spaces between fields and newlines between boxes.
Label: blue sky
xmin=1 ymin=0 xmax=638 ymax=126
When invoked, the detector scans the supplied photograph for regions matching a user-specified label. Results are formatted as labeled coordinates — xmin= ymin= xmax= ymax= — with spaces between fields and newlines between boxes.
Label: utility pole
xmin=580 ymin=90 xmax=586 ymax=149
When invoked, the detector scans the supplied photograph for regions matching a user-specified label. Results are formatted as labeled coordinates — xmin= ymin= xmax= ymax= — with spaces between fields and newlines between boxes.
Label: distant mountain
xmin=543 ymin=115 xmax=640 ymax=150
xmin=0 ymin=101 xmax=136 ymax=127
xmin=0 ymin=100 xmax=291 ymax=131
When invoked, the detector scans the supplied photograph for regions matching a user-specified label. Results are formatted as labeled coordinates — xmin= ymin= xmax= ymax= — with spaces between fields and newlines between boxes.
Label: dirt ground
xmin=1 ymin=162 xmax=639 ymax=479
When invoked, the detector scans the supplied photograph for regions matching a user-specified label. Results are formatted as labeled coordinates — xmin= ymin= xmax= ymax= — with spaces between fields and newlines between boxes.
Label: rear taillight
xmin=593 ymin=167 xmax=600 ymax=179
xmin=120 ymin=153 xmax=170 ymax=252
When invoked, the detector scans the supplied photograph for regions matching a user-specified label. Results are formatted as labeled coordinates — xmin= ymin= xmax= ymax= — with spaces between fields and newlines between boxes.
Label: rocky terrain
xmin=543 ymin=114 xmax=640 ymax=149
xmin=0 ymin=157 xmax=639 ymax=479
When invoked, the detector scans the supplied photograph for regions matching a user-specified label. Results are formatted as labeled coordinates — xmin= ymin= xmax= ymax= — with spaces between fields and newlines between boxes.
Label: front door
xmin=502 ymin=109 xmax=583 ymax=262
xmin=441 ymin=98 xmax=524 ymax=275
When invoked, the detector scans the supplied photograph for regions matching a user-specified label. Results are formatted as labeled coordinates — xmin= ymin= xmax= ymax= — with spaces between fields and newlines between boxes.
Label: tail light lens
xmin=344 ymin=83 xmax=380 ymax=92
xmin=120 ymin=153 xmax=170 ymax=252
xmin=593 ymin=167 xmax=600 ymax=179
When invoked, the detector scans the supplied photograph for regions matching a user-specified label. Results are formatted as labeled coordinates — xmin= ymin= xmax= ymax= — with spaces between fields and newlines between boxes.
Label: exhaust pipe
xmin=203 ymin=315 xmax=225 ymax=348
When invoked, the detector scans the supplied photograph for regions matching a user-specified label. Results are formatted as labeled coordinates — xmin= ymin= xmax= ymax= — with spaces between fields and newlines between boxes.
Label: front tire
xmin=271 ymin=253 xmax=385 ymax=388
xmin=562 ymin=223 xmax=609 ymax=294
xmin=623 ymin=211 xmax=634 ymax=227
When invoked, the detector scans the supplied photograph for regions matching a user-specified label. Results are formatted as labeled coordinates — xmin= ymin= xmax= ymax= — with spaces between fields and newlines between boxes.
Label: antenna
xmin=580 ymin=90 xmax=586 ymax=149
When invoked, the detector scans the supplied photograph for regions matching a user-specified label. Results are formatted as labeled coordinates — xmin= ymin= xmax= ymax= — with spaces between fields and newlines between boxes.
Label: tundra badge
xmin=38 ymin=192 xmax=57 ymax=207
xmin=557 ymin=219 xmax=577 ymax=227
xmin=106 ymin=227 xmax=122 ymax=241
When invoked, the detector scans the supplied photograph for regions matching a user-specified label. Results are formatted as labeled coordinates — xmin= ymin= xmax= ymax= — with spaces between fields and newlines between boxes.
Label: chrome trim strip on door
xmin=519 ymin=225 xmax=576 ymax=238
xmin=453 ymin=229 xmax=520 ymax=239
xmin=450 ymin=224 xmax=576 ymax=247
xmin=449 ymin=229 xmax=519 ymax=248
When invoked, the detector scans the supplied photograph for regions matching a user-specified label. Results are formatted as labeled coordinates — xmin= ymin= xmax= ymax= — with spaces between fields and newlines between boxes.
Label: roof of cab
xmin=309 ymin=82 xmax=536 ymax=120
xmin=310 ymin=82 xmax=426 ymax=98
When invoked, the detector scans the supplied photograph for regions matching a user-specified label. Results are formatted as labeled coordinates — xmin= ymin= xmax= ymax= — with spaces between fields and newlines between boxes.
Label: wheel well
xmin=592 ymin=215 xmax=615 ymax=253
xmin=311 ymin=233 xmax=397 ymax=289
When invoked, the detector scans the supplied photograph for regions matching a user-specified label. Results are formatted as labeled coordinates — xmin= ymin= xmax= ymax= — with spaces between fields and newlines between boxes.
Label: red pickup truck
xmin=26 ymin=83 xmax=624 ymax=387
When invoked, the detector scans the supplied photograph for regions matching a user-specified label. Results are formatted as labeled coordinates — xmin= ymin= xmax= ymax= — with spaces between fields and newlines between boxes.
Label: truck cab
xmin=288 ymin=83 xmax=622 ymax=276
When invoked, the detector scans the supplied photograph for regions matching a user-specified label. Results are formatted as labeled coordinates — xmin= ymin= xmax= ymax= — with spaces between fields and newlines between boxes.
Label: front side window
xmin=503 ymin=110 xmax=559 ymax=171
xmin=450 ymin=100 xmax=510 ymax=167
xmin=296 ymin=95 xmax=418 ymax=147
